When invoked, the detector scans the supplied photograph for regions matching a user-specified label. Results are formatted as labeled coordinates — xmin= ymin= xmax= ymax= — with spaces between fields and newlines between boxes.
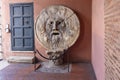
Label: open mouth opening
xmin=53 ymin=33 xmax=59 ymax=35
xmin=52 ymin=30 xmax=60 ymax=35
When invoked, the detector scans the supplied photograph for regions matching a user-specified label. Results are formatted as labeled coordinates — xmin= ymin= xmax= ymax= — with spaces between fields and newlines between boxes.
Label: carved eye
xmin=50 ymin=21 xmax=53 ymax=25
xmin=57 ymin=21 xmax=61 ymax=25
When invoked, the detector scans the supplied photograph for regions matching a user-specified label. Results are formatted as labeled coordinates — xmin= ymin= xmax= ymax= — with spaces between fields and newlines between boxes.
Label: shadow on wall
xmin=64 ymin=11 xmax=86 ymax=63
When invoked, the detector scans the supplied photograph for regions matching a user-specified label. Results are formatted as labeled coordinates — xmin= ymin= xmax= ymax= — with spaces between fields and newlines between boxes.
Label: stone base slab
xmin=37 ymin=62 xmax=72 ymax=73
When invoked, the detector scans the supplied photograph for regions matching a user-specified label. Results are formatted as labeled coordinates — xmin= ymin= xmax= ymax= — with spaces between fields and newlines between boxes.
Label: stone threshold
xmin=7 ymin=56 xmax=35 ymax=64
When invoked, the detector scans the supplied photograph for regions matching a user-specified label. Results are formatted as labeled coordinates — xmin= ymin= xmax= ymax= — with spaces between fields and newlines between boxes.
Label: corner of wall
xmin=92 ymin=0 xmax=105 ymax=80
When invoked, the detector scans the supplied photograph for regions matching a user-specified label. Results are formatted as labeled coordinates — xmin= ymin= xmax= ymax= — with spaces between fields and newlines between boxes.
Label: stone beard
xmin=45 ymin=17 xmax=66 ymax=50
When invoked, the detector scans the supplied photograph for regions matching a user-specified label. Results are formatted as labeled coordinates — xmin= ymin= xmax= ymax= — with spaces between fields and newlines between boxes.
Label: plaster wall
xmin=92 ymin=0 xmax=105 ymax=80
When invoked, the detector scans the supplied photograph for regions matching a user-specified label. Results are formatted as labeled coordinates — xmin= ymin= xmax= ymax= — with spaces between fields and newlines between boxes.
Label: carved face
xmin=45 ymin=17 xmax=66 ymax=49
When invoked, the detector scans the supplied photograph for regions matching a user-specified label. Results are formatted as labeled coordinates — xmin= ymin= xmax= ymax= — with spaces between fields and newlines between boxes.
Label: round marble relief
xmin=35 ymin=5 xmax=80 ymax=50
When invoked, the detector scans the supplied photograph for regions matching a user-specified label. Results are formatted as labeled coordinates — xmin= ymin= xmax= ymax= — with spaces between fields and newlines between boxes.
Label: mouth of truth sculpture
xmin=35 ymin=5 xmax=80 ymax=67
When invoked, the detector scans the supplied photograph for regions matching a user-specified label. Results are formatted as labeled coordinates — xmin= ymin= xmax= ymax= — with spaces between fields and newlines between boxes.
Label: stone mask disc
xmin=35 ymin=5 xmax=80 ymax=50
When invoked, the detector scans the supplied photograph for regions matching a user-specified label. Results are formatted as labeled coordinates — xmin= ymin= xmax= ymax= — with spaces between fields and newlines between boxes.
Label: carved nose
xmin=53 ymin=27 xmax=56 ymax=30
xmin=53 ymin=22 xmax=57 ymax=30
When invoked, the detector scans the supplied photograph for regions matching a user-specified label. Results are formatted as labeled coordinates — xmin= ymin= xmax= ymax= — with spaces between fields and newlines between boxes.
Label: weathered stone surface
xmin=35 ymin=5 xmax=80 ymax=50
xmin=35 ymin=5 xmax=80 ymax=66
xmin=7 ymin=56 xmax=35 ymax=63
xmin=105 ymin=0 xmax=120 ymax=79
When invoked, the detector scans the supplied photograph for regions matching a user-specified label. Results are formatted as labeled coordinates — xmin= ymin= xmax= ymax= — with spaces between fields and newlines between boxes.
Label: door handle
xmin=28 ymin=26 xmax=31 ymax=28
xmin=25 ymin=21 xmax=29 ymax=24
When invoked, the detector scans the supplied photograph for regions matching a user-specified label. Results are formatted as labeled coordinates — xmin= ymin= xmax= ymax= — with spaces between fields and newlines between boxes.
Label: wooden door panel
xmin=10 ymin=3 xmax=34 ymax=51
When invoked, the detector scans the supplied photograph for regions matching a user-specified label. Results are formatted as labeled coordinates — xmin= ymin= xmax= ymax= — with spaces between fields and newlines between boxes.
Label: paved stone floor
xmin=0 ymin=62 xmax=96 ymax=80
xmin=0 ymin=60 xmax=10 ymax=70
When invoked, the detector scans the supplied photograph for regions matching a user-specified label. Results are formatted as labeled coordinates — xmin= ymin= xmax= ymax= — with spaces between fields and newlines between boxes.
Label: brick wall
xmin=105 ymin=0 xmax=120 ymax=79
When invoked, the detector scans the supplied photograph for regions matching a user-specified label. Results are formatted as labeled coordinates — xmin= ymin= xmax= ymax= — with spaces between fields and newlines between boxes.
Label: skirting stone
xmin=7 ymin=56 xmax=35 ymax=64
